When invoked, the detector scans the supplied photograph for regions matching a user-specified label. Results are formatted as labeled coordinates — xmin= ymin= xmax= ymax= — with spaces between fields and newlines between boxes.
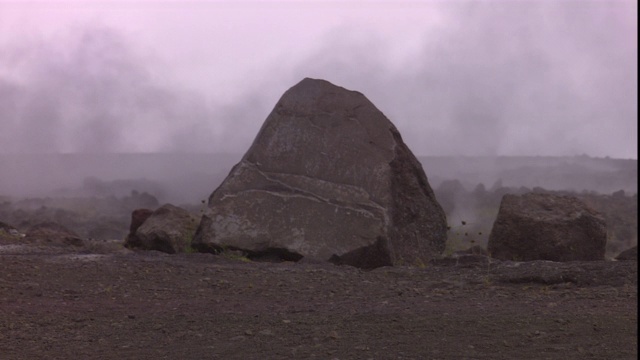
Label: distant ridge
xmin=0 ymin=154 xmax=636 ymax=202
xmin=417 ymin=155 xmax=637 ymax=194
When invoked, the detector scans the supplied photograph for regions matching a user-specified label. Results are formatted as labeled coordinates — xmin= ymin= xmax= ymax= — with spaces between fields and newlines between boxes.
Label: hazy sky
xmin=0 ymin=0 xmax=637 ymax=158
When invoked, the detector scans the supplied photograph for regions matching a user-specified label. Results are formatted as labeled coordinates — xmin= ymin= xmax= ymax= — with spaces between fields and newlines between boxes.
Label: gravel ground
xmin=0 ymin=242 xmax=637 ymax=360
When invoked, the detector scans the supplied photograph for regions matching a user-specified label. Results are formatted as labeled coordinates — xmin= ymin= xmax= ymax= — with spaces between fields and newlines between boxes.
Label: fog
xmin=0 ymin=1 xmax=637 ymax=202
xmin=0 ymin=1 xmax=636 ymax=157
xmin=0 ymin=26 xmax=265 ymax=153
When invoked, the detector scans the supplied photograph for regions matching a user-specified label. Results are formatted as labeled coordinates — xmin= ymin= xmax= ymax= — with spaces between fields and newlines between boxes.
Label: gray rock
xmin=488 ymin=193 xmax=607 ymax=261
xmin=123 ymin=208 xmax=154 ymax=248
xmin=128 ymin=208 xmax=154 ymax=234
xmin=125 ymin=204 xmax=199 ymax=254
xmin=193 ymin=78 xmax=447 ymax=268
xmin=615 ymin=246 xmax=637 ymax=261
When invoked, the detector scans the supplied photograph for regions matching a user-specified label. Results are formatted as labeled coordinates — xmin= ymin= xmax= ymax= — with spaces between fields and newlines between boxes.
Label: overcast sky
xmin=0 ymin=0 xmax=637 ymax=158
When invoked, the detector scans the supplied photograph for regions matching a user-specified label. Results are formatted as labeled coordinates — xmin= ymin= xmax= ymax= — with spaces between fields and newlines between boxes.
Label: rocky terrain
xmin=0 ymin=236 xmax=637 ymax=360
xmin=1 ymin=78 xmax=636 ymax=359
xmin=2 ymin=166 xmax=635 ymax=360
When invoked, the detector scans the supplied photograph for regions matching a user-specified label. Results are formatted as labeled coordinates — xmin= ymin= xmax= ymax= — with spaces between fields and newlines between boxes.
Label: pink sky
xmin=0 ymin=0 xmax=637 ymax=158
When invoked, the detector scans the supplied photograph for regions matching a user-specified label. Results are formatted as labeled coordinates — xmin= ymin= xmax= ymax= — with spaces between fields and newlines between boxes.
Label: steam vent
xmin=192 ymin=78 xmax=447 ymax=269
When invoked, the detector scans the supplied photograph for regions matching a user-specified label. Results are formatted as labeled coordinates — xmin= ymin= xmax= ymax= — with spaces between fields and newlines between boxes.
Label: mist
xmin=0 ymin=1 xmax=636 ymax=159
xmin=284 ymin=1 xmax=637 ymax=158
xmin=0 ymin=1 xmax=636 ymax=258
xmin=0 ymin=0 xmax=637 ymax=206
xmin=0 ymin=26 xmax=270 ymax=153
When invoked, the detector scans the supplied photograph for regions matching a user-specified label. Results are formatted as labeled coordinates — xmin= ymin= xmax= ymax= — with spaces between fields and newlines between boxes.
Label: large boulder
xmin=488 ymin=193 xmax=607 ymax=261
xmin=193 ymin=78 xmax=447 ymax=268
xmin=124 ymin=204 xmax=199 ymax=254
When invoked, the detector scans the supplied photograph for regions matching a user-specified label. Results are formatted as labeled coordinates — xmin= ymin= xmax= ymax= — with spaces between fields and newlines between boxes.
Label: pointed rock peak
xmin=289 ymin=77 xmax=356 ymax=93
xmin=274 ymin=78 xmax=368 ymax=115
xmin=194 ymin=79 xmax=447 ymax=269
xmin=296 ymin=77 xmax=333 ymax=86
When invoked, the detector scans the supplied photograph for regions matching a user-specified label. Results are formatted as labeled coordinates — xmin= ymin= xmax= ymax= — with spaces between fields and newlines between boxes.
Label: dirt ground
xmin=0 ymin=242 xmax=636 ymax=360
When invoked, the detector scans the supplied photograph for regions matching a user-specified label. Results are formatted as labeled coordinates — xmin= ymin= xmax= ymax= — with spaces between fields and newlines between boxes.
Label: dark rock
xmin=611 ymin=189 xmax=626 ymax=199
xmin=615 ymin=246 xmax=637 ymax=261
xmin=124 ymin=204 xmax=198 ymax=254
xmin=128 ymin=208 xmax=154 ymax=234
xmin=24 ymin=222 xmax=85 ymax=247
xmin=488 ymin=193 xmax=607 ymax=261
xmin=123 ymin=208 xmax=153 ymax=248
xmin=193 ymin=78 xmax=447 ymax=269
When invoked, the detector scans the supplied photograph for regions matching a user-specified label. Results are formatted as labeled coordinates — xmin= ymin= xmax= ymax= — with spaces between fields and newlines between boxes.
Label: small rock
xmin=488 ymin=193 xmax=607 ymax=261
xmin=124 ymin=204 xmax=199 ymax=254
xmin=615 ymin=246 xmax=637 ymax=261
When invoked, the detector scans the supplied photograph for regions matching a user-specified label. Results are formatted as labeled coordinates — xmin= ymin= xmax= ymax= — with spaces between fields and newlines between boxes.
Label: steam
xmin=285 ymin=1 xmax=637 ymax=158
xmin=0 ymin=1 xmax=636 ymax=158
xmin=0 ymin=26 xmax=267 ymax=153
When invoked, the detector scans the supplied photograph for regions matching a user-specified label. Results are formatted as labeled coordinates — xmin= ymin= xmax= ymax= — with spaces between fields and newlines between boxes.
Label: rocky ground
xmin=0 ymin=240 xmax=637 ymax=360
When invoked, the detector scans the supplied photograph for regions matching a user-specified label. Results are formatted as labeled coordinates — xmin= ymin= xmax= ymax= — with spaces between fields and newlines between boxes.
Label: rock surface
xmin=615 ymin=246 xmax=637 ymax=261
xmin=128 ymin=208 xmax=154 ymax=234
xmin=124 ymin=204 xmax=198 ymax=254
xmin=193 ymin=78 xmax=447 ymax=268
xmin=488 ymin=193 xmax=607 ymax=261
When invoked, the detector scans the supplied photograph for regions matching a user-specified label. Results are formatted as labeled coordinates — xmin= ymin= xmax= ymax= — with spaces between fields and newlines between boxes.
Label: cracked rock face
xmin=193 ymin=78 xmax=447 ymax=268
